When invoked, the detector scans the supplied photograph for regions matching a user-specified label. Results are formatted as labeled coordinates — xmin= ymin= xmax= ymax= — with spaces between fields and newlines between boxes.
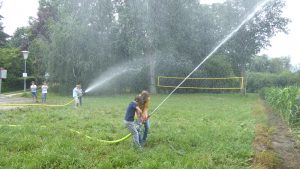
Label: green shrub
xmin=247 ymin=72 xmax=299 ymax=93
xmin=1 ymin=76 xmax=36 ymax=92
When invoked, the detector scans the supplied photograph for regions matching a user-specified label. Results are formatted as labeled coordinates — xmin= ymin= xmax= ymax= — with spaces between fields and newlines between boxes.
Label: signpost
xmin=0 ymin=68 xmax=7 ymax=94
xmin=45 ymin=72 xmax=50 ymax=81
xmin=22 ymin=51 xmax=29 ymax=92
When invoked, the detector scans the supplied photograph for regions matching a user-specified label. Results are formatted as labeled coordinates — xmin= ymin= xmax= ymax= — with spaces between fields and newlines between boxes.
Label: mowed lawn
xmin=0 ymin=93 xmax=259 ymax=168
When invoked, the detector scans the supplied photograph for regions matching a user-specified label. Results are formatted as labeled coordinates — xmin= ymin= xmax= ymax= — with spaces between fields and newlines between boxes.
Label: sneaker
xmin=133 ymin=144 xmax=143 ymax=151
xmin=136 ymin=146 xmax=143 ymax=152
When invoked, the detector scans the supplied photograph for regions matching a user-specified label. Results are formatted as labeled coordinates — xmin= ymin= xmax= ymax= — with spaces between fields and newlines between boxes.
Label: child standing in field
xmin=77 ymin=84 xmax=83 ymax=106
xmin=41 ymin=82 xmax=48 ymax=103
xmin=137 ymin=90 xmax=151 ymax=146
xmin=124 ymin=95 xmax=143 ymax=150
xmin=30 ymin=81 xmax=37 ymax=103
xmin=72 ymin=84 xmax=80 ymax=108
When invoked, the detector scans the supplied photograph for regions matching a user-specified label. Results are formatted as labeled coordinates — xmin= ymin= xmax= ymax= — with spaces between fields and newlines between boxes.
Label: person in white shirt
xmin=41 ymin=82 xmax=48 ymax=103
xmin=77 ymin=84 xmax=83 ymax=106
xmin=73 ymin=84 xmax=80 ymax=108
xmin=30 ymin=81 xmax=38 ymax=103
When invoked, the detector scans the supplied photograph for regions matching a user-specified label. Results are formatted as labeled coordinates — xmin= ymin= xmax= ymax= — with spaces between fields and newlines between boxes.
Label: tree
xmin=0 ymin=48 xmax=24 ymax=91
xmin=269 ymin=57 xmax=291 ymax=73
xmin=41 ymin=0 xmax=118 ymax=93
xmin=29 ymin=0 xmax=59 ymax=40
xmin=9 ymin=27 xmax=31 ymax=50
xmin=249 ymin=55 xmax=270 ymax=72
xmin=222 ymin=0 xmax=289 ymax=95
xmin=0 ymin=3 xmax=9 ymax=47
xmin=19 ymin=0 xmax=289 ymax=94
xmin=250 ymin=55 xmax=291 ymax=73
xmin=202 ymin=55 xmax=234 ymax=78
xmin=28 ymin=36 xmax=50 ymax=81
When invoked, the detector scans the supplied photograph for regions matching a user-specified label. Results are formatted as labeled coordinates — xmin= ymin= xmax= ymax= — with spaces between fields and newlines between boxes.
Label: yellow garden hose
xmin=0 ymin=99 xmax=132 ymax=144
xmin=0 ymin=99 xmax=74 ymax=107
xmin=0 ymin=124 xmax=131 ymax=144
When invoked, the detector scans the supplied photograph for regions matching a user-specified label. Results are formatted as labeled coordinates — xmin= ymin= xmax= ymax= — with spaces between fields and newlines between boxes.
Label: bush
xmin=1 ymin=76 xmax=35 ymax=92
xmin=247 ymin=72 xmax=299 ymax=93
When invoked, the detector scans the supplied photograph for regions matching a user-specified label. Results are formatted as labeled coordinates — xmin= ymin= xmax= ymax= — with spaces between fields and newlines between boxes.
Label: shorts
xmin=32 ymin=92 xmax=37 ymax=97
xmin=74 ymin=97 xmax=79 ymax=104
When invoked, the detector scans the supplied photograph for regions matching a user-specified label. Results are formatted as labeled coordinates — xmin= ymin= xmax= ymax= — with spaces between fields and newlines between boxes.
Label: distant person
xmin=124 ymin=95 xmax=143 ymax=150
xmin=73 ymin=84 xmax=80 ymax=108
xmin=30 ymin=81 xmax=37 ymax=103
xmin=77 ymin=84 xmax=83 ymax=106
xmin=41 ymin=82 xmax=48 ymax=103
xmin=137 ymin=90 xmax=151 ymax=146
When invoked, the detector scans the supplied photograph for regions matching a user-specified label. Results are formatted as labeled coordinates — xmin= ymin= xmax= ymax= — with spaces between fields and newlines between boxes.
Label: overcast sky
xmin=1 ymin=0 xmax=299 ymax=65
xmin=1 ymin=0 xmax=39 ymax=34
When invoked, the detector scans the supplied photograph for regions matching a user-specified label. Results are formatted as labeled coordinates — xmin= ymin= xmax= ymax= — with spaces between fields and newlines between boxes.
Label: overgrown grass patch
xmin=0 ymin=93 xmax=258 ymax=168
xmin=252 ymin=100 xmax=282 ymax=169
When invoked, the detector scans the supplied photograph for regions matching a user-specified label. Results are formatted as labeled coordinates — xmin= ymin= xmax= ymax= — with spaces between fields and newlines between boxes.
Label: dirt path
xmin=267 ymin=110 xmax=300 ymax=169
xmin=0 ymin=94 xmax=32 ymax=110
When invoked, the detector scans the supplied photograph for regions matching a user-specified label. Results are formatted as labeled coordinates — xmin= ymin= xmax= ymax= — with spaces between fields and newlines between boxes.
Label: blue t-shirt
xmin=124 ymin=101 xmax=137 ymax=122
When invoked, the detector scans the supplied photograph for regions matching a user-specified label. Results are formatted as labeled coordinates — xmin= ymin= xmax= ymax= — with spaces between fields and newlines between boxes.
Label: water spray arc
xmin=85 ymin=69 xmax=131 ymax=93
xmin=149 ymin=0 xmax=273 ymax=117
xmin=85 ymin=59 xmax=145 ymax=93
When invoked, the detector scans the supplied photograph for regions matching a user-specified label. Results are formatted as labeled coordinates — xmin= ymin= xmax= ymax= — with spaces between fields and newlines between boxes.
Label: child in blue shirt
xmin=124 ymin=95 xmax=143 ymax=149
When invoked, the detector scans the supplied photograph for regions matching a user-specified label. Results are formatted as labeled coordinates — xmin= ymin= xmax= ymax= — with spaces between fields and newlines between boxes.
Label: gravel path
xmin=0 ymin=94 xmax=32 ymax=110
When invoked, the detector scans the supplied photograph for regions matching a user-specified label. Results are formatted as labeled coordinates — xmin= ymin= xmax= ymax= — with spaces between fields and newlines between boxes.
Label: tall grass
xmin=0 ymin=94 xmax=258 ymax=168
xmin=261 ymin=86 xmax=300 ymax=126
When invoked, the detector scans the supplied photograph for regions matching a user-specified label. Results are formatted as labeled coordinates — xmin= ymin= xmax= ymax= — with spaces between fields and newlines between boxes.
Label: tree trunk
xmin=148 ymin=52 xmax=157 ymax=94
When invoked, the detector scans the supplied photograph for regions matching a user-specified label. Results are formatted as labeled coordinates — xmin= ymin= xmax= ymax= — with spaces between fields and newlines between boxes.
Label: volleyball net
xmin=157 ymin=76 xmax=244 ymax=90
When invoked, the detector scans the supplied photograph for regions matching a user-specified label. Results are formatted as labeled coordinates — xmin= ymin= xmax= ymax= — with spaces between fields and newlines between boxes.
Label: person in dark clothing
xmin=124 ymin=95 xmax=143 ymax=149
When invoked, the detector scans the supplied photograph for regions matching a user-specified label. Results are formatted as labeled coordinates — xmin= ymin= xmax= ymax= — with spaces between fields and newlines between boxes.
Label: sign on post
xmin=0 ymin=69 xmax=7 ymax=79
xmin=0 ymin=68 xmax=7 ymax=94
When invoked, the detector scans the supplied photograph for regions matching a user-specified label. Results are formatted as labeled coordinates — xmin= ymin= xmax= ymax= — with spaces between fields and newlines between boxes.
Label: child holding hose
xmin=137 ymin=90 xmax=151 ymax=146
xmin=124 ymin=95 xmax=143 ymax=150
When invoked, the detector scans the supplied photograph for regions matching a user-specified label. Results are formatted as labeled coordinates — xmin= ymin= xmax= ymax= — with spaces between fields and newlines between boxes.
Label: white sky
xmin=1 ymin=0 xmax=39 ymax=34
xmin=260 ymin=0 xmax=300 ymax=66
xmin=1 ymin=0 xmax=299 ymax=65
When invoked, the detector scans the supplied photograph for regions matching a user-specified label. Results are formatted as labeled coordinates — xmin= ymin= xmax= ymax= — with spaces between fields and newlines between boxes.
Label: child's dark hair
xmin=134 ymin=95 xmax=143 ymax=104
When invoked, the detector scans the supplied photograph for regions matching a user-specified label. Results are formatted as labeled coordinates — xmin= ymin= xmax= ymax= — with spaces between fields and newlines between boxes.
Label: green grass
xmin=0 ymin=93 xmax=258 ymax=168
